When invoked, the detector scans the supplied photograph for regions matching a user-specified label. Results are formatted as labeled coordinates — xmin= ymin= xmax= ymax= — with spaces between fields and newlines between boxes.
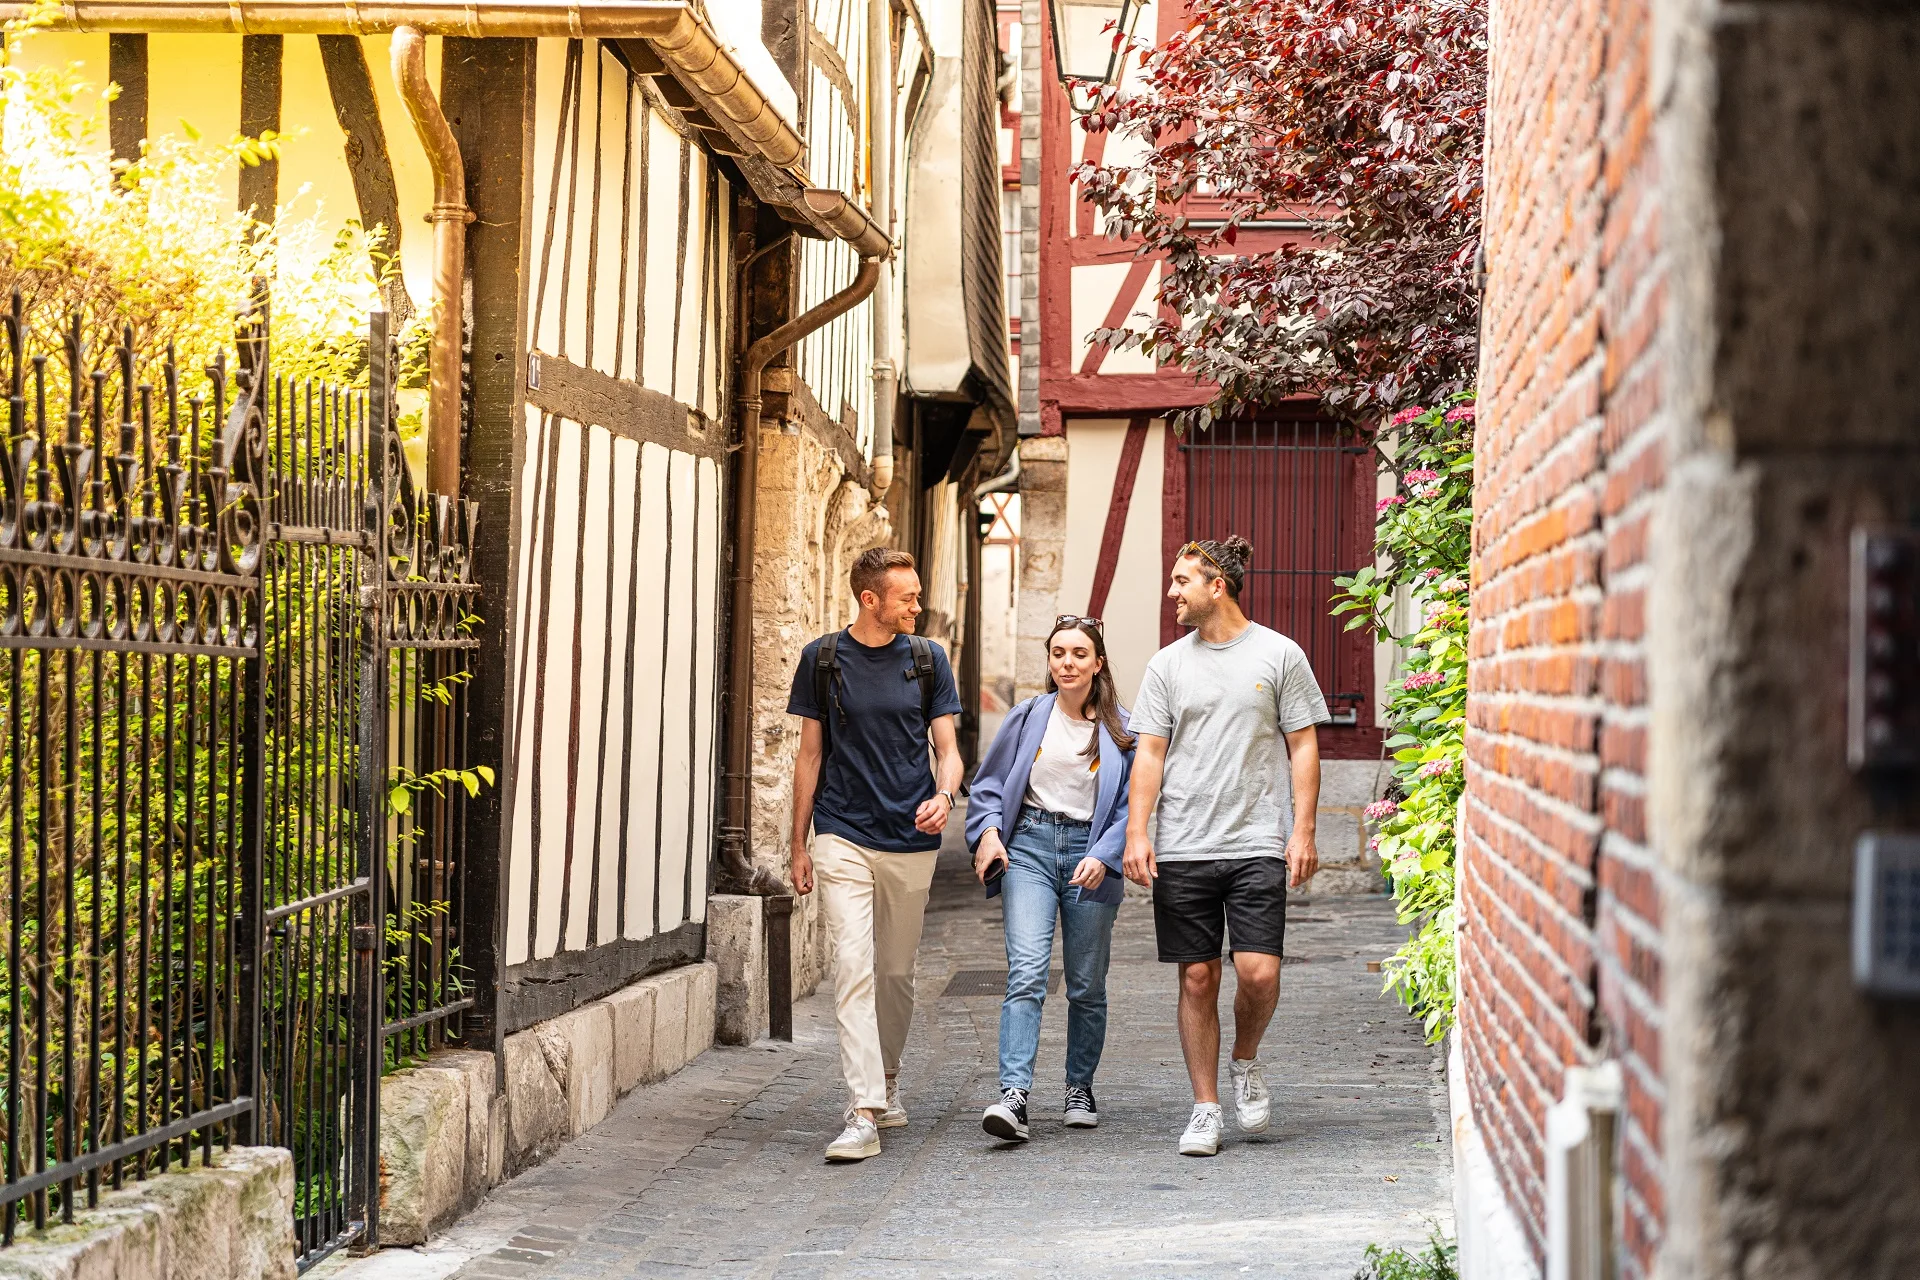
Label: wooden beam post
xmin=319 ymin=34 xmax=415 ymax=321
xmin=439 ymin=34 xmax=535 ymax=1072
xmin=237 ymin=34 xmax=282 ymax=219
xmin=106 ymin=34 xmax=147 ymax=171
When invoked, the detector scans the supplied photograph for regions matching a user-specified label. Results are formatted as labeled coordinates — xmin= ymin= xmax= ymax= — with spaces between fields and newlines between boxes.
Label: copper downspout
xmin=718 ymin=254 xmax=884 ymax=894
xmin=390 ymin=25 xmax=470 ymax=496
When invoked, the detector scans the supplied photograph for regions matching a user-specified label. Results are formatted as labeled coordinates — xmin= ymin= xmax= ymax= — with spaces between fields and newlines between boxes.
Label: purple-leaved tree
xmin=1074 ymin=0 xmax=1487 ymax=431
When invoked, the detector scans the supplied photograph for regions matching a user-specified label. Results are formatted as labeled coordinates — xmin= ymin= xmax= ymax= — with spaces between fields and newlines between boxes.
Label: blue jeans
xmin=998 ymin=810 xmax=1120 ymax=1091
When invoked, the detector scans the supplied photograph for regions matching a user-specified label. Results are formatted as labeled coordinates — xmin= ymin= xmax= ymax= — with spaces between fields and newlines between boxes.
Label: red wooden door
xmin=1172 ymin=413 xmax=1380 ymax=758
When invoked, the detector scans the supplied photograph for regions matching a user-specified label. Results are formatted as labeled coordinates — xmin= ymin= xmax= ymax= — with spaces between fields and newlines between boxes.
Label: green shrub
xmin=1333 ymin=397 xmax=1474 ymax=1042
xmin=1354 ymin=1228 xmax=1459 ymax=1280
xmin=0 ymin=0 xmax=418 ymax=390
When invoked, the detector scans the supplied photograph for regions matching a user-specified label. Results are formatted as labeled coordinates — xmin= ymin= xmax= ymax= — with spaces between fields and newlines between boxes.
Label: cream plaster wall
xmin=1058 ymin=418 xmax=1165 ymax=705
xmin=1068 ymin=260 xmax=1157 ymax=375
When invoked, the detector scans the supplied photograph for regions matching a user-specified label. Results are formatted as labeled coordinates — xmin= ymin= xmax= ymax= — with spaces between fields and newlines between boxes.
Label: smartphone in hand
xmin=983 ymin=855 xmax=1008 ymax=887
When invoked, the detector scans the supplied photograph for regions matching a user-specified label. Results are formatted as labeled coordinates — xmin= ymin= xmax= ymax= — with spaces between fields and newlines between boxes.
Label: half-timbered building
xmin=4 ymin=4 xmax=1011 ymax=1245
xmin=1004 ymin=0 xmax=1388 ymax=890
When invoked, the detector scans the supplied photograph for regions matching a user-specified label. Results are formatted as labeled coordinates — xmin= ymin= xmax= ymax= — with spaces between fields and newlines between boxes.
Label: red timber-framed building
xmin=1004 ymin=0 xmax=1387 ymax=771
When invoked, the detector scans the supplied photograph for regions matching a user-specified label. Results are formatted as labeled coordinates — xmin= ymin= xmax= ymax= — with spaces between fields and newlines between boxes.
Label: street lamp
xmin=1045 ymin=0 xmax=1145 ymax=112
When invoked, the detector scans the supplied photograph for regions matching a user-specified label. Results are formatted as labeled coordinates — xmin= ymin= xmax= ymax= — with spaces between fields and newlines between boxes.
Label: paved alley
xmin=321 ymin=842 xmax=1451 ymax=1280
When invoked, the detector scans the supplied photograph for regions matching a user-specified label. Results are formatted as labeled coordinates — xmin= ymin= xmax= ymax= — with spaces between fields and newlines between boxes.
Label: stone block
xmin=1318 ymin=759 xmax=1385 ymax=808
xmin=604 ymin=980 xmax=658 ymax=1095
xmin=0 ymin=1148 xmax=291 ymax=1280
xmin=433 ymin=1048 xmax=499 ymax=1202
xmin=708 ymin=894 xmax=767 ymax=1046
xmin=648 ymin=969 xmax=691 ymax=1081
xmin=0 ymin=1204 xmax=165 ymax=1280
xmin=685 ymin=961 xmax=718 ymax=1062
xmin=377 ymin=1065 xmax=469 ymax=1245
xmin=502 ymin=1026 xmax=567 ymax=1170
xmin=1315 ymin=809 xmax=1365 ymax=868
xmin=134 ymin=1158 xmax=238 ymax=1280
xmin=211 ymin=1147 xmax=297 ymax=1280
xmin=537 ymin=1003 xmax=616 ymax=1137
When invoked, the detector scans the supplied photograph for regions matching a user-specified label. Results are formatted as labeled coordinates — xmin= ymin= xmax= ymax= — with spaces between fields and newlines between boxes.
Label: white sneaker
xmin=1229 ymin=1056 xmax=1271 ymax=1133
xmin=825 ymin=1110 xmax=881 ymax=1162
xmin=1179 ymin=1103 xmax=1223 ymax=1156
xmin=878 ymin=1077 xmax=908 ymax=1129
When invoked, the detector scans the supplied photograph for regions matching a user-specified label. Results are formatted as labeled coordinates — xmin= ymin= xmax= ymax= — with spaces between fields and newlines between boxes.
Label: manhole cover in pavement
xmin=941 ymin=968 xmax=1062 ymax=997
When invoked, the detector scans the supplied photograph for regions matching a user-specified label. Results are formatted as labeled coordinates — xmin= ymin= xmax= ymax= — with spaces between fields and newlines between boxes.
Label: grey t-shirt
xmin=1131 ymin=622 xmax=1331 ymax=860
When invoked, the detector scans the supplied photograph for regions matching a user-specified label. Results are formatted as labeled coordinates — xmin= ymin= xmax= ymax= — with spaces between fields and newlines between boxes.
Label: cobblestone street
xmin=322 ymin=840 xmax=1451 ymax=1280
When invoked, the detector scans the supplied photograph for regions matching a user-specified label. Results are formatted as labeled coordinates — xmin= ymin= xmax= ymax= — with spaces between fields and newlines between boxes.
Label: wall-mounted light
xmin=1045 ymin=0 xmax=1144 ymax=113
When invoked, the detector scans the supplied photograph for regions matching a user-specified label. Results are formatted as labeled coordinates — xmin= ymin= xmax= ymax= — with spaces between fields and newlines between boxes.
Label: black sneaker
xmin=982 ymin=1087 xmax=1030 ymax=1142
xmin=1063 ymin=1084 xmax=1099 ymax=1128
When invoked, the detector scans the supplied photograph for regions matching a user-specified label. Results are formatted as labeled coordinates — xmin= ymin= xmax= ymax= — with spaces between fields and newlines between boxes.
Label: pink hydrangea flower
xmin=1445 ymin=404 xmax=1476 ymax=422
xmin=1422 ymin=567 xmax=1445 ymax=580
xmin=1376 ymin=495 xmax=1406 ymax=513
xmin=1389 ymin=406 xmax=1426 ymax=427
xmin=1364 ymin=799 xmax=1399 ymax=822
xmin=1418 ymin=758 xmax=1456 ymax=779
xmin=1368 ymin=835 xmax=1382 ymax=852
xmin=1405 ymin=468 xmax=1441 ymax=484
xmin=1401 ymin=670 xmax=1445 ymax=691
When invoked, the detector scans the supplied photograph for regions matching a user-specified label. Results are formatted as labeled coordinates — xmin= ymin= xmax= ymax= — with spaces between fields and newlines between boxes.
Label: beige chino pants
xmin=811 ymin=833 xmax=939 ymax=1111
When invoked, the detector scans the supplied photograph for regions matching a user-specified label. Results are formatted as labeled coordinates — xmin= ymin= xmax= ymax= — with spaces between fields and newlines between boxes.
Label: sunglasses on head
xmin=1052 ymin=614 xmax=1103 ymax=634
xmin=1179 ymin=540 xmax=1225 ymax=572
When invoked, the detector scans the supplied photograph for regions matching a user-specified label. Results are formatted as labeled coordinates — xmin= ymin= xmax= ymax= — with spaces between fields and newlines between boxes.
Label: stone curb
xmin=378 ymin=959 xmax=717 ymax=1246
xmin=0 ymin=1147 xmax=296 ymax=1280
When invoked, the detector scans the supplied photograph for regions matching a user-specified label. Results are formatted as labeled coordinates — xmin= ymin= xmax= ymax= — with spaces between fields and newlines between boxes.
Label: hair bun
xmin=1220 ymin=535 xmax=1253 ymax=564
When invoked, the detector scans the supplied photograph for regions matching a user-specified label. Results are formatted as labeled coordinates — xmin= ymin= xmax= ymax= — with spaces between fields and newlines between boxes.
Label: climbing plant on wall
xmin=1333 ymin=398 xmax=1472 ymax=1041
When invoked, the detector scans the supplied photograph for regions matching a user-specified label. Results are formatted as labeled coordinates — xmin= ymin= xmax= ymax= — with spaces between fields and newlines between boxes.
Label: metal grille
xmin=0 ymin=303 xmax=265 ymax=1242
xmin=0 ymin=298 xmax=480 ymax=1268
xmin=941 ymin=968 xmax=1063 ymax=998
xmin=1182 ymin=416 xmax=1373 ymax=723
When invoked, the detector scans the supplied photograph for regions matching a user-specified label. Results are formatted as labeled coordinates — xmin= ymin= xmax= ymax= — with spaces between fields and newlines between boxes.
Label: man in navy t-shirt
xmin=788 ymin=548 xmax=963 ymax=1163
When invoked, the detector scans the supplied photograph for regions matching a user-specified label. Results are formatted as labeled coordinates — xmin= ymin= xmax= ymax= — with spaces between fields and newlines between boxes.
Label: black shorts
xmin=1151 ymin=857 xmax=1287 ymax=963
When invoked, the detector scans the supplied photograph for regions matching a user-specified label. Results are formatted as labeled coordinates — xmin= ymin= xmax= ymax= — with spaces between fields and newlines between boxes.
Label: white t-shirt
xmin=1130 ymin=622 xmax=1330 ymax=860
xmin=1022 ymin=702 xmax=1100 ymax=821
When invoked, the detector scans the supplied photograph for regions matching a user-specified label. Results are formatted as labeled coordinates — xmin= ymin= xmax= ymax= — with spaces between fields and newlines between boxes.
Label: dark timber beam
xmin=237 ymin=34 xmax=282 ymax=219
xmin=318 ymin=34 xmax=415 ymax=321
xmin=106 ymin=33 xmax=147 ymax=170
xmin=440 ymin=34 xmax=535 ymax=1076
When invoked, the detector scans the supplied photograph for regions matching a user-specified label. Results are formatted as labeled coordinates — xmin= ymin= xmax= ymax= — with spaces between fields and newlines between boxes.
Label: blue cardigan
xmin=965 ymin=692 xmax=1133 ymax=907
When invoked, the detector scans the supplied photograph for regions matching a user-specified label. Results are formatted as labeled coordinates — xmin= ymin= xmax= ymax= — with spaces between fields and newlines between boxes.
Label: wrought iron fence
xmin=0 ymin=295 xmax=480 ymax=1269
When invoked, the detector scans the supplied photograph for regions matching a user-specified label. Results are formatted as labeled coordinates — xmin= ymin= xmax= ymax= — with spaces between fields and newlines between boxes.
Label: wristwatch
xmin=936 ymin=789 xmax=956 ymax=809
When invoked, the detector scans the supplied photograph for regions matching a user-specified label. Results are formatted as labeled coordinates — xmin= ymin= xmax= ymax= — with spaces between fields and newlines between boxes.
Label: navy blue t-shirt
xmin=787 ymin=630 xmax=963 ymax=853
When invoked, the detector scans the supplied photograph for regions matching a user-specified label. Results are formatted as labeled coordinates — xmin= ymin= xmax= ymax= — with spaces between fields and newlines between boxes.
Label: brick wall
xmin=1464 ymin=0 xmax=1665 ymax=1273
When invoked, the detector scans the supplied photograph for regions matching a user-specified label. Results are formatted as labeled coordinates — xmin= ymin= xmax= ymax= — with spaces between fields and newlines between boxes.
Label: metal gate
xmin=0 ymin=298 xmax=478 ymax=1268
xmin=1182 ymin=414 xmax=1377 ymax=735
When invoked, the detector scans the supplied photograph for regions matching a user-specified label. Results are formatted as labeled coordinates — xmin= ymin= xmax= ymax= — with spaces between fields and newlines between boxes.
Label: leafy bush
xmin=1333 ymin=398 xmax=1473 ymax=1041
xmin=1354 ymin=1228 xmax=1459 ymax=1280
xmin=0 ymin=1 xmax=412 ymax=388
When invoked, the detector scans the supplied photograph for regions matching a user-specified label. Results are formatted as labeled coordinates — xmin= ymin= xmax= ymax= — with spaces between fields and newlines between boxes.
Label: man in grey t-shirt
xmin=1123 ymin=535 xmax=1329 ymax=1156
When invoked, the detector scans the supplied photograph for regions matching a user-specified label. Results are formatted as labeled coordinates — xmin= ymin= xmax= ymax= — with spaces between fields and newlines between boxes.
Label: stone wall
xmin=1649 ymin=5 xmax=1920 ymax=1277
xmin=1012 ymin=437 xmax=1067 ymax=702
xmin=747 ymin=424 xmax=893 ymax=998
xmin=1467 ymin=2 xmax=1920 ymax=1278
xmin=0 ymin=1148 xmax=295 ymax=1280
xmin=376 ymin=962 xmax=717 ymax=1246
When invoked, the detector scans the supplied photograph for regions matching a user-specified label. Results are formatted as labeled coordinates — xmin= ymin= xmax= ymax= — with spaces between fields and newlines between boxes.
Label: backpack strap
xmin=813 ymin=631 xmax=843 ymax=766
xmin=907 ymin=634 xmax=937 ymax=733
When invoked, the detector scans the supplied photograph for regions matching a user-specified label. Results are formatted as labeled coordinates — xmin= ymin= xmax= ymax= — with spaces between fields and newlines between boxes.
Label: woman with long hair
xmin=964 ymin=616 xmax=1137 ymax=1143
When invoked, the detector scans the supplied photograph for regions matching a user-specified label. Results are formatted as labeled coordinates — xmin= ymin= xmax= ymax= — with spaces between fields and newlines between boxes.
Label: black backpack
xmin=813 ymin=630 xmax=938 ymax=767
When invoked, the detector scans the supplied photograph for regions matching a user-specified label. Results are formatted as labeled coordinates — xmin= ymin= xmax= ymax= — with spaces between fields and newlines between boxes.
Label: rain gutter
xmin=719 ymin=193 xmax=890 ymax=894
